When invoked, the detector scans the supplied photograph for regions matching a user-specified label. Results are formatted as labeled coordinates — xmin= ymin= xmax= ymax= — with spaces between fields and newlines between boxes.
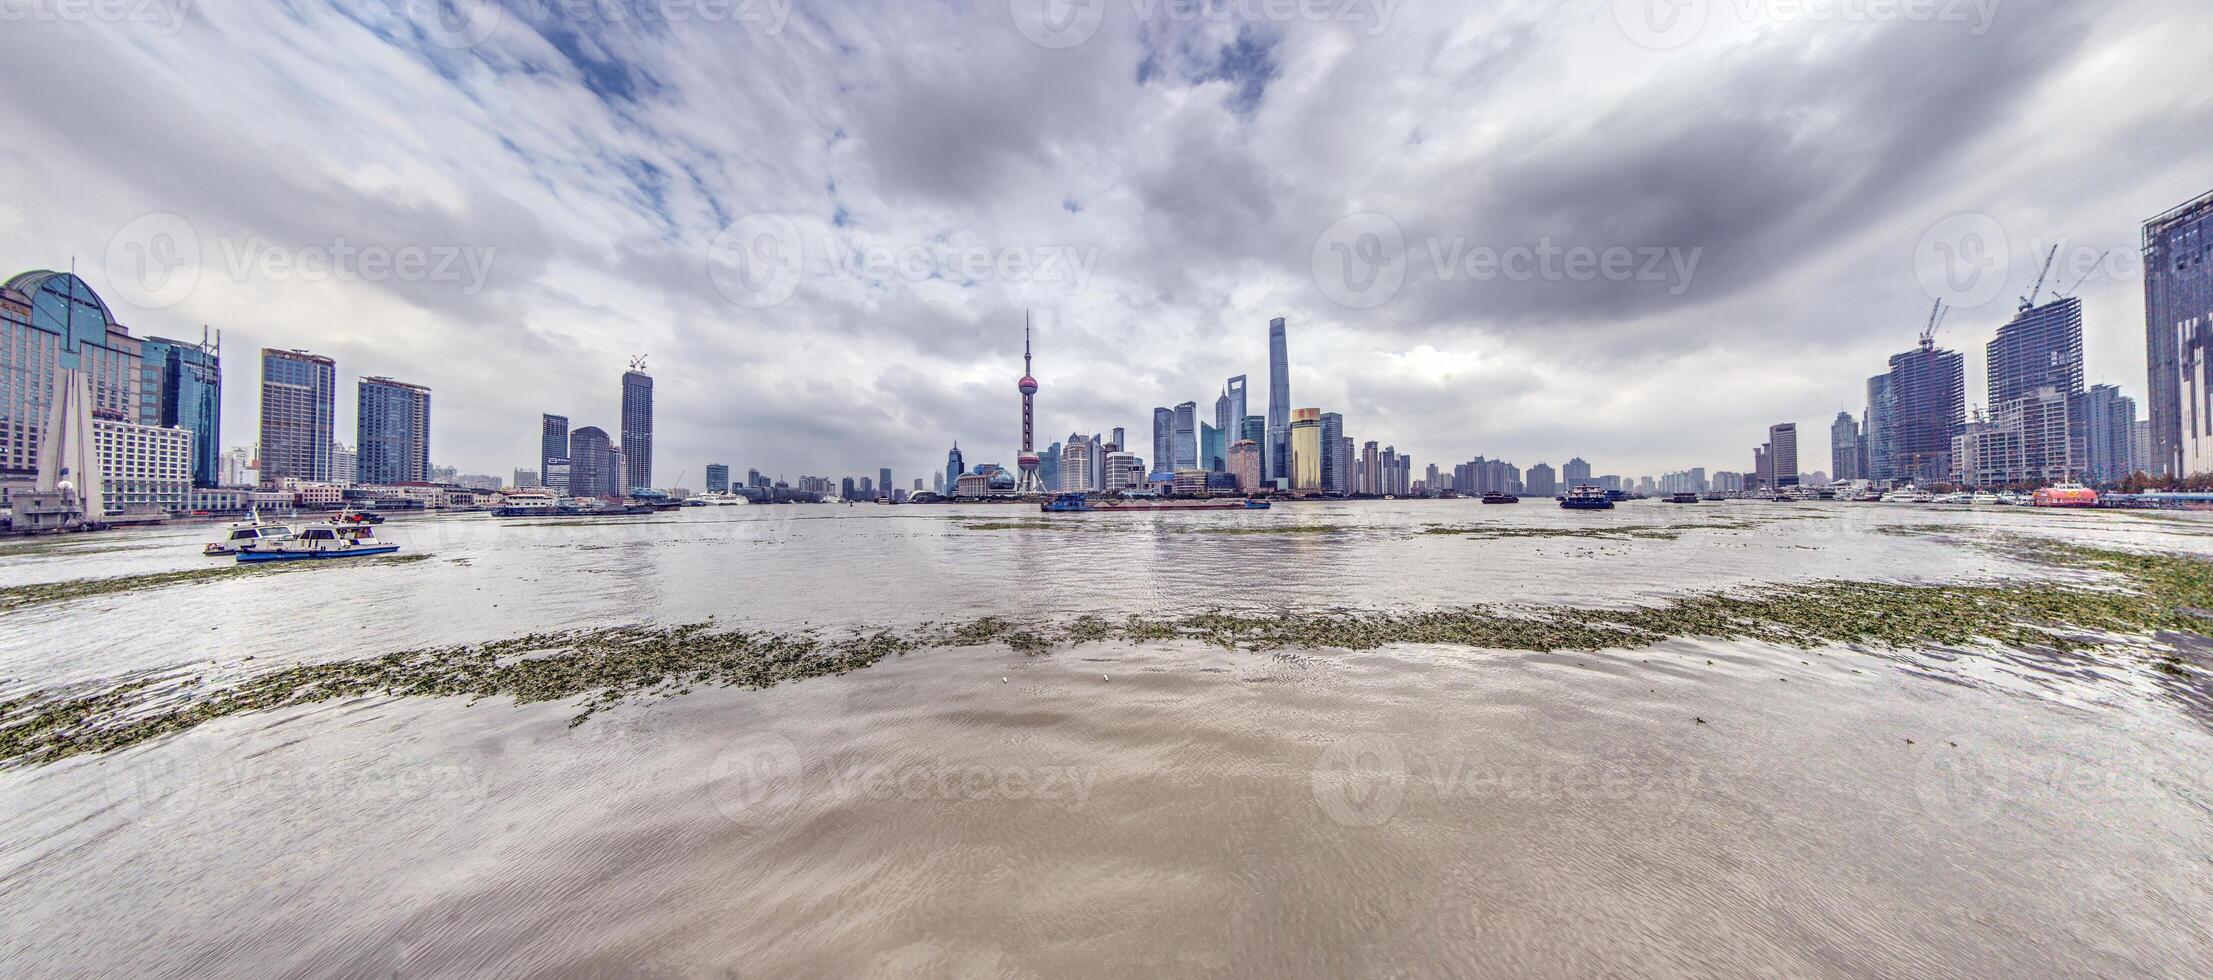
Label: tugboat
xmin=1561 ymin=485 xmax=1615 ymax=510
xmin=235 ymin=523 xmax=401 ymax=562
xmin=1480 ymin=491 xmax=1520 ymax=504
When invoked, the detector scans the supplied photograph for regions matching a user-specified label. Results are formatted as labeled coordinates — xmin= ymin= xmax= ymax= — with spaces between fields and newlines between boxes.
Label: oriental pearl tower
xmin=1015 ymin=311 xmax=1042 ymax=495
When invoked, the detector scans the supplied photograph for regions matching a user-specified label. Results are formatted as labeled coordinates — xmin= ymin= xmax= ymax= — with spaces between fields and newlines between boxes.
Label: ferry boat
xmin=2032 ymin=484 xmax=2100 ymax=508
xmin=490 ymin=491 xmax=560 ymax=517
xmin=1480 ymin=492 xmax=1520 ymax=504
xmin=1561 ymin=485 xmax=1614 ymax=510
xmin=234 ymin=523 xmax=401 ymax=563
xmin=684 ymin=491 xmax=752 ymax=507
xmin=203 ymin=510 xmax=294 ymax=556
xmin=1665 ymin=492 xmax=1701 ymax=504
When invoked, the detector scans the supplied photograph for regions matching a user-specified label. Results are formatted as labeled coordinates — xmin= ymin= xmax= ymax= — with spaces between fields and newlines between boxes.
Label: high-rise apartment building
xmin=1864 ymin=374 xmax=1896 ymax=484
xmin=620 ymin=362 xmax=653 ymax=492
xmin=258 ymin=348 xmax=335 ymax=486
xmin=2071 ymin=384 xmax=2138 ymax=485
xmin=357 ymin=377 xmax=431 ymax=485
xmin=1885 ymin=338 xmax=1965 ymax=485
xmin=1562 ymin=457 xmax=1592 ymax=487
xmin=1830 ymin=412 xmax=1862 ymax=482
xmin=2145 ymin=189 xmax=2213 ymax=477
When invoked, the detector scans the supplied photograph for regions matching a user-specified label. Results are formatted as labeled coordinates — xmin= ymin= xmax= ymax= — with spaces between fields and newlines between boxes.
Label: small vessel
xmin=685 ymin=491 xmax=752 ymax=507
xmin=1561 ymin=485 xmax=1614 ymax=510
xmin=491 ymin=491 xmax=561 ymax=517
xmin=1480 ymin=492 xmax=1520 ymax=504
xmin=1665 ymin=492 xmax=1701 ymax=504
xmin=2032 ymin=484 xmax=2100 ymax=508
xmin=203 ymin=510 xmax=294 ymax=556
xmin=235 ymin=524 xmax=401 ymax=562
xmin=1041 ymin=493 xmax=1269 ymax=512
xmin=1970 ymin=491 xmax=2001 ymax=506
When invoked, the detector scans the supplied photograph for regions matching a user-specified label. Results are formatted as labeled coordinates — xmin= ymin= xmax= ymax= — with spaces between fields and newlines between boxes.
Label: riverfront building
xmin=1 ymin=271 xmax=144 ymax=489
xmin=568 ymin=426 xmax=616 ymax=499
xmin=540 ymin=414 xmax=570 ymax=493
xmin=137 ymin=333 xmax=221 ymax=487
xmin=259 ymin=348 xmax=336 ymax=486
xmin=357 ymin=377 xmax=432 ymax=485
xmin=1290 ymin=408 xmax=1322 ymax=492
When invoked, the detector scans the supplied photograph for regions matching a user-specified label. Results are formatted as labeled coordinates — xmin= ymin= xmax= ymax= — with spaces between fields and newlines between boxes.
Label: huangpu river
xmin=3 ymin=500 xmax=2212 ymax=977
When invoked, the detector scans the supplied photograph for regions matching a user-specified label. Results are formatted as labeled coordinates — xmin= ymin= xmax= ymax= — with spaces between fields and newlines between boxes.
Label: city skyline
xmin=4 ymin=4 xmax=2210 ymax=484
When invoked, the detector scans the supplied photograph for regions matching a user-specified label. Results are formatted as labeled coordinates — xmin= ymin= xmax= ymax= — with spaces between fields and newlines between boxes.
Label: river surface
xmin=2 ymin=500 xmax=2211 ymax=977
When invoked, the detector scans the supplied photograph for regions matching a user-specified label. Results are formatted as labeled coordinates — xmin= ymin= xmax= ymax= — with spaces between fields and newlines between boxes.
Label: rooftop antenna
xmin=629 ymin=354 xmax=649 ymax=373
xmin=2019 ymin=243 xmax=2059 ymax=312
xmin=1918 ymin=299 xmax=1948 ymax=351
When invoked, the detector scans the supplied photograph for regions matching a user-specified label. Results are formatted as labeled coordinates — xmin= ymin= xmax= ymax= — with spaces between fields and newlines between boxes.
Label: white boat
xmin=203 ymin=510 xmax=295 ymax=556
xmin=685 ymin=491 xmax=751 ymax=506
xmin=1970 ymin=492 xmax=2001 ymax=506
xmin=236 ymin=523 xmax=401 ymax=563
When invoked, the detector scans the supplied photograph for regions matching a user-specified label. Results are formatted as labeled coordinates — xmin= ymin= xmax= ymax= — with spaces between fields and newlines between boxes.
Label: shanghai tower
xmin=1267 ymin=317 xmax=1290 ymax=483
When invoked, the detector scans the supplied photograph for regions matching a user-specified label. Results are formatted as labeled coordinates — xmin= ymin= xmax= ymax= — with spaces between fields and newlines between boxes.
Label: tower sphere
xmin=1018 ymin=375 xmax=1038 ymax=394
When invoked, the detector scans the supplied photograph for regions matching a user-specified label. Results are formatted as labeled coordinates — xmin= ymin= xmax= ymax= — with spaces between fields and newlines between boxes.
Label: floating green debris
xmin=0 ymin=554 xmax=430 ymax=613
xmin=4 ymin=543 xmax=2207 ymax=766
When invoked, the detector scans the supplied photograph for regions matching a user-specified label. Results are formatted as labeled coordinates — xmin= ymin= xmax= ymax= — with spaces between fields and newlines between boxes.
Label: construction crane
xmin=2056 ymin=249 xmax=2111 ymax=299
xmin=1918 ymin=298 xmax=1948 ymax=351
xmin=2019 ymin=244 xmax=2059 ymax=312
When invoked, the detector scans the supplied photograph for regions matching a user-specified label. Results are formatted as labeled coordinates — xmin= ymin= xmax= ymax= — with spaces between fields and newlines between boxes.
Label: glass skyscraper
xmin=620 ymin=365 xmax=654 ymax=492
xmin=356 ymin=377 xmax=432 ymax=484
xmin=1319 ymin=411 xmax=1345 ymax=494
xmin=138 ymin=333 xmax=221 ymax=487
xmin=1266 ymin=318 xmax=1290 ymax=481
xmin=540 ymin=413 xmax=570 ymax=492
xmin=1172 ymin=401 xmax=1198 ymax=469
xmin=568 ymin=425 xmax=615 ymax=498
xmin=259 ymin=348 xmax=336 ymax=486
xmin=1885 ymin=340 xmax=1966 ymax=485
xmin=1 ymin=271 xmax=144 ymax=483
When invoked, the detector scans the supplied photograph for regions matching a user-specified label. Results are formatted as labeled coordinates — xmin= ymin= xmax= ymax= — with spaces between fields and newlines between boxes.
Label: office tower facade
xmin=1886 ymin=339 xmax=1966 ymax=485
xmin=1360 ymin=441 xmax=1381 ymax=494
xmin=1830 ymin=412 xmax=1862 ymax=482
xmin=540 ymin=414 xmax=570 ymax=493
xmin=1865 ymin=374 xmax=1896 ymax=484
xmin=568 ymin=426 xmax=615 ymax=498
xmin=356 ymin=377 xmax=432 ymax=485
xmin=1753 ymin=446 xmax=1771 ymax=489
xmin=1103 ymin=452 xmax=1146 ymax=492
xmin=0 ymin=271 xmax=146 ymax=487
xmin=1228 ymin=439 xmax=1260 ymax=490
xmin=1220 ymin=376 xmax=1247 ymax=437
xmin=1319 ymin=412 xmax=1346 ymax=494
xmin=1200 ymin=423 xmax=1223 ymax=472
xmin=879 ymin=468 xmax=893 ymax=500
xmin=1061 ymin=435 xmax=1095 ymax=492
xmin=2145 ymin=189 xmax=2213 ymax=477
xmin=259 ymin=348 xmax=336 ymax=486
xmin=2071 ymin=384 xmax=2137 ymax=485
xmin=1266 ymin=318 xmax=1290 ymax=482
xmin=137 ymin=333 xmax=221 ymax=488
xmin=621 ymin=362 xmax=653 ymax=492
xmin=1041 ymin=442 xmax=1060 ymax=490
xmin=1289 ymin=408 xmax=1321 ymax=491
xmin=706 ymin=464 xmax=730 ymax=493
xmin=1768 ymin=423 xmax=1799 ymax=486
xmin=1152 ymin=407 xmax=1173 ymax=474
xmin=1172 ymin=401 xmax=1198 ymax=470
xmin=945 ymin=442 xmax=965 ymax=496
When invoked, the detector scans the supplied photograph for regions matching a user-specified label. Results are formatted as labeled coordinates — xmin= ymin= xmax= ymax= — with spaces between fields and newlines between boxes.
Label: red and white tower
xmin=1016 ymin=312 xmax=1042 ymax=494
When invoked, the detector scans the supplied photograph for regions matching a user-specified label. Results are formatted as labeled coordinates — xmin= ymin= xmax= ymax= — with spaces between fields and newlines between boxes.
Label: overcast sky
xmin=3 ymin=0 xmax=2208 ymax=485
